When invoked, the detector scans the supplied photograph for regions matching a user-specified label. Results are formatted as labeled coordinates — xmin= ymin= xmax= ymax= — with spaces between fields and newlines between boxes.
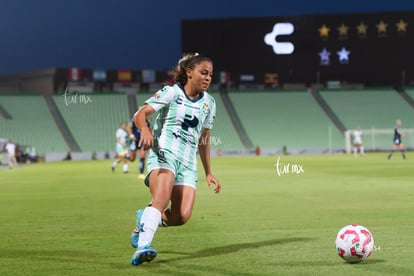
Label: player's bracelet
xmin=130 ymin=134 xmax=135 ymax=139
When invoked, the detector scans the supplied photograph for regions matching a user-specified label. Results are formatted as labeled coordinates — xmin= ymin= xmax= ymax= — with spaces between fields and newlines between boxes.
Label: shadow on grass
xmin=0 ymin=248 xmax=104 ymax=264
xmin=157 ymin=237 xmax=314 ymax=263
xmin=340 ymin=259 xmax=386 ymax=265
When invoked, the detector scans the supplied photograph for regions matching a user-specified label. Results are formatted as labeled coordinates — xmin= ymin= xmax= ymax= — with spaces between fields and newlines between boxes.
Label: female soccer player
xmin=352 ymin=125 xmax=364 ymax=156
xmin=111 ymin=121 xmax=129 ymax=173
xmin=130 ymin=53 xmax=221 ymax=265
xmin=388 ymin=119 xmax=406 ymax=159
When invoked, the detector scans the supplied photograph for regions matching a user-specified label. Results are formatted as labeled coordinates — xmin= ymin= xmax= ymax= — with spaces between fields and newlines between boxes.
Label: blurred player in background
xmin=129 ymin=53 xmax=221 ymax=266
xmin=127 ymin=116 xmax=152 ymax=180
xmin=388 ymin=119 xmax=406 ymax=159
xmin=352 ymin=125 xmax=364 ymax=156
xmin=4 ymin=139 xmax=17 ymax=169
xmin=111 ymin=121 xmax=129 ymax=173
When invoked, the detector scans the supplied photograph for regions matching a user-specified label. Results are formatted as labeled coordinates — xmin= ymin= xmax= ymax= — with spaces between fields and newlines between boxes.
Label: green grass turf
xmin=0 ymin=153 xmax=413 ymax=275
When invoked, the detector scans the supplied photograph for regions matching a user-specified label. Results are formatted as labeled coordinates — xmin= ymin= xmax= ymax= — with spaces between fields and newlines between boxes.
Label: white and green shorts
xmin=145 ymin=149 xmax=198 ymax=189
xmin=116 ymin=144 xmax=128 ymax=156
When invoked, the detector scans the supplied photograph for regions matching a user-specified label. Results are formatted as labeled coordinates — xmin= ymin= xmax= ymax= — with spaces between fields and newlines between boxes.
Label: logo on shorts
xmin=158 ymin=150 xmax=167 ymax=163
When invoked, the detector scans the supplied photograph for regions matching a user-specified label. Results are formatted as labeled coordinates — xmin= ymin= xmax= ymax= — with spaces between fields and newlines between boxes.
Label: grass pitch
xmin=0 ymin=153 xmax=413 ymax=275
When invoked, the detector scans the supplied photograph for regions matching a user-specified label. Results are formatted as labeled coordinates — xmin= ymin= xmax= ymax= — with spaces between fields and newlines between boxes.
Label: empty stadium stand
xmin=2 ymin=87 xmax=413 ymax=157
xmin=396 ymin=89 xmax=414 ymax=108
xmin=53 ymin=93 xmax=131 ymax=153
xmin=320 ymin=88 xmax=414 ymax=129
xmin=0 ymin=94 xmax=68 ymax=154
xmin=405 ymin=88 xmax=414 ymax=105
xmin=228 ymin=90 xmax=344 ymax=152
xmin=320 ymin=88 xmax=414 ymax=150
xmin=209 ymin=92 xmax=245 ymax=151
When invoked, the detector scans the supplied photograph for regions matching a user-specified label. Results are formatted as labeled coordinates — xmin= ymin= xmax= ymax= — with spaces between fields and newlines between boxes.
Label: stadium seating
xmin=320 ymin=88 xmax=414 ymax=129
xmin=320 ymin=88 xmax=414 ymax=149
xmin=405 ymin=88 xmax=414 ymax=101
xmin=3 ymin=87 xmax=413 ymax=156
xmin=228 ymin=90 xmax=344 ymax=151
xmin=208 ymin=92 xmax=244 ymax=150
xmin=0 ymin=95 xmax=67 ymax=154
xmin=135 ymin=91 xmax=153 ymax=108
xmin=53 ymin=93 xmax=130 ymax=153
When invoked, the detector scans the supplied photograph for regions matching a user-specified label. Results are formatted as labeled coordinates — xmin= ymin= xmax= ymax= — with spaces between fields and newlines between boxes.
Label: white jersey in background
xmin=353 ymin=129 xmax=363 ymax=144
xmin=116 ymin=128 xmax=128 ymax=147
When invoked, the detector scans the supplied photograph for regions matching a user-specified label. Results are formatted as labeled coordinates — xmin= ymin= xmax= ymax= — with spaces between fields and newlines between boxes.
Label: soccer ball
xmin=335 ymin=224 xmax=374 ymax=263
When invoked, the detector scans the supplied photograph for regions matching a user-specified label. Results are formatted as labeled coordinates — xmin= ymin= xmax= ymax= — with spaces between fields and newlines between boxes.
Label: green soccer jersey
xmin=145 ymin=83 xmax=216 ymax=170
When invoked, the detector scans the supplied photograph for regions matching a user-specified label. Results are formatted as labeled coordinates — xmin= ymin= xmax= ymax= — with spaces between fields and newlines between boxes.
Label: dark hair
xmin=175 ymin=53 xmax=212 ymax=85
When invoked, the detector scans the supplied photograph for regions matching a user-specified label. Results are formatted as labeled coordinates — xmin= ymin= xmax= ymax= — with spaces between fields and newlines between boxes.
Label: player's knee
xmin=129 ymin=152 xmax=136 ymax=161
xmin=174 ymin=211 xmax=192 ymax=225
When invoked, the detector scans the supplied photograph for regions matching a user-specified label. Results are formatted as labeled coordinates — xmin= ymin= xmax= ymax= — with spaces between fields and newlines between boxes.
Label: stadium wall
xmin=0 ymin=68 xmax=56 ymax=94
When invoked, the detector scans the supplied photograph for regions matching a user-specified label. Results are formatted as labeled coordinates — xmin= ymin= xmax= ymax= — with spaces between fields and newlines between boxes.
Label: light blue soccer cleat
xmin=130 ymin=245 xmax=157 ymax=265
xmin=130 ymin=209 xmax=144 ymax=248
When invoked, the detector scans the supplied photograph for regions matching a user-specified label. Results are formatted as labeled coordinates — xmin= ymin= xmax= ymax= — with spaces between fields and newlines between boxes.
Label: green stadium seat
xmin=228 ymin=90 xmax=344 ymax=151
xmin=54 ymin=93 xmax=131 ymax=152
xmin=320 ymin=88 xmax=414 ymax=150
xmin=0 ymin=95 xmax=67 ymax=154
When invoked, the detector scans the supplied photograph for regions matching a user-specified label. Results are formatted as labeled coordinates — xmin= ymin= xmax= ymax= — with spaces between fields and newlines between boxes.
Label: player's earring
xmin=188 ymin=76 xmax=192 ymax=79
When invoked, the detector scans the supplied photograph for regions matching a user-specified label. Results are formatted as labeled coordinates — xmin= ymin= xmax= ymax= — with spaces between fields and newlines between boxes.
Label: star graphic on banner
xmin=337 ymin=47 xmax=350 ymax=64
xmin=376 ymin=20 xmax=388 ymax=34
xmin=318 ymin=24 xmax=330 ymax=38
xmin=356 ymin=22 xmax=368 ymax=36
xmin=337 ymin=23 xmax=349 ymax=36
xmin=396 ymin=19 xmax=408 ymax=32
xmin=319 ymin=48 xmax=331 ymax=65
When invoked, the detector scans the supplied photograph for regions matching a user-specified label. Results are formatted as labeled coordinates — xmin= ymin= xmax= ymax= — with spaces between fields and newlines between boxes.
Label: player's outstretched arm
xmin=134 ymin=105 xmax=155 ymax=151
